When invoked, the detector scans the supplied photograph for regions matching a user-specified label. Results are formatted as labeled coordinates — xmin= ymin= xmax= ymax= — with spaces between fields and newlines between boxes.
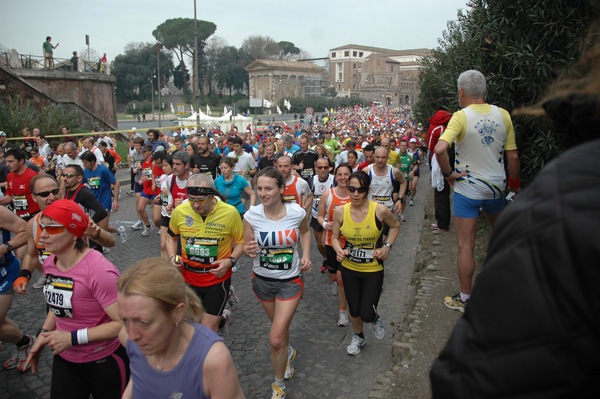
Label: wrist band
xmin=71 ymin=330 xmax=78 ymax=346
xmin=77 ymin=328 xmax=89 ymax=345
xmin=508 ymin=176 xmax=521 ymax=190
xmin=322 ymin=221 xmax=327 ymax=229
xmin=18 ymin=269 xmax=32 ymax=280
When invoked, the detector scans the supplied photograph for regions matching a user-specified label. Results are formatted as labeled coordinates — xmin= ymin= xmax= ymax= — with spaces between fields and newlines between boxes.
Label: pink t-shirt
xmin=43 ymin=249 xmax=120 ymax=363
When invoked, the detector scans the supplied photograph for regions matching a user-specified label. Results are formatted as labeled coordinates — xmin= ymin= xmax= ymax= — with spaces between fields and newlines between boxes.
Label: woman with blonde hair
xmin=117 ymin=257 xmax=244 ymax=399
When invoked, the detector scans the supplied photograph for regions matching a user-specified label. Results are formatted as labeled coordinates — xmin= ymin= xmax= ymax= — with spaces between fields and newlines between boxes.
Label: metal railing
xmin=0 ymin=51 xmax=109 ymax=74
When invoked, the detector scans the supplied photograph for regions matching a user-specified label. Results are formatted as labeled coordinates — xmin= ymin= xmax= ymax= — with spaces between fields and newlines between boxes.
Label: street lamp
xmin=194 ymin=0 xmax=200 ymax=126
xmin=149 ymin=69 xmax=156 ymax=121
xmin=156 ymin=32 xmax=164 ymax=127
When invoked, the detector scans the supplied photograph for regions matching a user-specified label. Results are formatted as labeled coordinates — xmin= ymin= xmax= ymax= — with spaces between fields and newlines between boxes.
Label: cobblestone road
xmin=0 ymin=168 xmax=428 ymax=399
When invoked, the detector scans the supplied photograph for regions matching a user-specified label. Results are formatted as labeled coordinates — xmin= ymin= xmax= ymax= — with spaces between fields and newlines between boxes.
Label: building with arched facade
xmin=328 ymin=45 xmax=430 ymax=106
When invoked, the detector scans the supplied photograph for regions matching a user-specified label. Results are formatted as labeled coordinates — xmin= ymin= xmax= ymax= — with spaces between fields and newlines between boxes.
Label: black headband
xmin=186 ymin=186 xmax=216 ymax=196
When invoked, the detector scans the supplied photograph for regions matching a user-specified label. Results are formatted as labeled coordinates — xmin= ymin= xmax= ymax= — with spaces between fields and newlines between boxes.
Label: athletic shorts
xmin=160 ymin=215 xmax=171 ymax=228
xmin=310 ymin=216 xmax=324 ymax=232
xmin=134 ymin=182 xmax=143 ymax=194
xmin=325 ymin=245 xmax=341 ymax=274
xmin=453 ymin=191 xmax=505 ymax=218
xmin=188 ymin=279 xmax=230 ymax=317
xmin=140 ymin=192 xmax=156 ymax=200
xmin=0 ymin=256 xmax=19 ymax=295
xmin=252 ymin=273 xmax=303 ymax=302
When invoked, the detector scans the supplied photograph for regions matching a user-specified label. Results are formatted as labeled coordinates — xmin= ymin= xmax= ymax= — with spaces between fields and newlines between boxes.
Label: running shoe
xmin=126 ymin=189 xmax=135 ymax=196
xmin=284 ymin=345 xmax=296 ymax=380
xmin=32 ymin=276 xmax=46 ymax=289
xmin=400 ymin=214 xmax=406 ymax=222
xmin=373 ymin=315 xmax=385 ymax=340
xmin=347 ymin=334 xmax=366 ymax=356
xmin=231 ymin=259 xmax=240 ymax=273
xmin=320 ymin=260 xmax=327 ymax=273
xmin=117 ymin=226 xmax=128 ymax=243
xmin=331 ymin=282 xmax=338 ymax=296
xmin=271 ymin=382 xmax=286 ymax=399
xmin=4 ymin=335 xmax=35 ymax=371
xmin=131 ymin=220 xmax=143 ymax=230
xmin=141 ymin=224 xmax=153 ymax=237
xmin=444 ymin=293 xmax=468 ymax=313
xmin=228 ymin=285 xmax=239 ymax=310
xmin=338 ymin=309 xmax=349 ymax=327
xmin=430 ymin=223 xmax=449 ymax=232
xmin=410 ymin=199 xmax=414 ymax=206
xmin=218 ymin=309 xmax=231 ymax=338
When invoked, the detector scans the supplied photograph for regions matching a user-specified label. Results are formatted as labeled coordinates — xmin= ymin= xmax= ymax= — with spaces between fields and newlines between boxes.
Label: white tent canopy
xmin=176 ymin=110 xmax=253 ymax=132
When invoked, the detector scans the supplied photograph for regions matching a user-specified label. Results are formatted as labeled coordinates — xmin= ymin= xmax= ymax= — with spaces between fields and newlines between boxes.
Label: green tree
xmin=277 ymin=41 xmax=300 ymax=60
xmin=173 ymin=61 xmax=190 ymax=90
xmin=215 ymin=46 xmax=246 ymax=98
xmin=113 ymin=42 xmax=174 ymax=104
xmin=153 ymin=18 xmax=216 ymax=66
xmin=416 ymin=0 xmax=600 ymax=183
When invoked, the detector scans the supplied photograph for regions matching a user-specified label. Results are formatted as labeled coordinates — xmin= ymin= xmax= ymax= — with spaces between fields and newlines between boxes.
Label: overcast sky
xmin=1 ymin=0 xmax=470 ymax=62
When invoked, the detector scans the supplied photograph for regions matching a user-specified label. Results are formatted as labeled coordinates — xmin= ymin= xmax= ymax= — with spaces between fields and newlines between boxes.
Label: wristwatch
xmin=5 ymin=242 xmax=13 ymax=253
xmin=384 ymin=243 xmax=392 ymax=249
xmin=442 ymin=171 xmax=453 ymax=178
xmin=229 ymin=256 xmax=237 ymax=265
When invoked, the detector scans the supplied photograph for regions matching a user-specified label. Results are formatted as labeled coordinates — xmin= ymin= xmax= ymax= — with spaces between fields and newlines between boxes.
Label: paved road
xmin=0 ymin=168 xmax=428 ymax=399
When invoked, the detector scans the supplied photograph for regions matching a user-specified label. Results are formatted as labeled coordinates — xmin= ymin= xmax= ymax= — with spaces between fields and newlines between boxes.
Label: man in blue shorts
xmin=435 ymin=70 xmax=521 ymax=313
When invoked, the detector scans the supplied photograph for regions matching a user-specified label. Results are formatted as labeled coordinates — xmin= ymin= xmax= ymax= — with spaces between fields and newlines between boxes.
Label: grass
xmin=115 ymin=140 xmax=129 ymax=163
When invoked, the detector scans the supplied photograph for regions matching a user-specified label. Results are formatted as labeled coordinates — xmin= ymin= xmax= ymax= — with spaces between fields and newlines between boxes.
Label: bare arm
xmin=298 ymin=216 xmax=312 ymax=272
xmin=203 ymin=341 xmax=245 ymax=399
xmin=242 ymin=220 xmax=258 ymax=258
xmin=0 ymin=207 xmax=28 ymax=257
xmin=331 ymin=205 xmax=346 ymax=259
xmin=316 ymin=190 xmax=331 ymax=229
xmin=244 ymin=185 xmax=255 ymax=207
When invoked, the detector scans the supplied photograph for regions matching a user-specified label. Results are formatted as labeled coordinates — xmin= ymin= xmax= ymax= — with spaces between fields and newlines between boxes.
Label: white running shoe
xmin=117 ymin=226 xmax=128 ymax=243
xmin=338 ymin=309 xmax=349 ymax=327
xmin=218 ymin=309 xmax=231 ymax=338
xmin=131 ymin=220 xmax=143 ymax=230
xmin=331 ymin=282 xmax=338 ymax=296
xmin=373 ymin=315 xmax=385 ymax=340
xmin=284 ymin=345 xmax=296 ymax=380
xmin=32 ymin=276 xmax=46 ymax=289
xmin=347 ymin=334 xmax=366 ymax=356
xmin=271 ymin=382 xmax=286 ymax=399
xmin=228 ymin=286 xmax=239 ymax=310
xmin=141 ymin=224 xmax=153 ymax=237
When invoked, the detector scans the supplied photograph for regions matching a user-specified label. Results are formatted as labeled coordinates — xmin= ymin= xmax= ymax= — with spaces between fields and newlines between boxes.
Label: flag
xmin=277 ymin=105 xmax=282 ymax=115
xmin=190 ymin=105 xmax=194 ymax=114
xmin=170 ymin=103 xmax=174 ymax=114
xmin=207 ymin=105 xmax=212 ymax=115
xmin=284 ymin=99 xmax=291 ymax=110
xmin=224 ymin=106 xmax=227 ymax=115
xmin=263 ymin=99 xmax=272 ymax=108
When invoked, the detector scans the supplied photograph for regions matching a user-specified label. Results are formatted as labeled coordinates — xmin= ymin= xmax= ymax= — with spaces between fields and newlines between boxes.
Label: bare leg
xmin=453 ymin=216 xmax=478 ymax=295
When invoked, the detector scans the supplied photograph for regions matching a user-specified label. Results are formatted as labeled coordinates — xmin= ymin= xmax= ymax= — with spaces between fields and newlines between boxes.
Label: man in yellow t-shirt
xmin=380 ymin=137 xmax=400 ymax=167
xmin=435 ymin=70 xmax=521 ymax=313
xmin=168 ymin=174 xmax=244 ymax=335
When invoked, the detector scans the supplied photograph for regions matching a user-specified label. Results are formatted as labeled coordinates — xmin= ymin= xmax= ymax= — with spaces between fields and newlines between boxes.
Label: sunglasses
xmin=188 ymin=196 xmax=210 ymax=204
xmin=39 ymin=221 xmax=66 ymax=235
xmin=60 ymin=173 xmax=75 ymax=178
xmin=33 ymin=188 xmax=59 ymax=198
xmin=348 ymin=185 xmax=368 ymax=193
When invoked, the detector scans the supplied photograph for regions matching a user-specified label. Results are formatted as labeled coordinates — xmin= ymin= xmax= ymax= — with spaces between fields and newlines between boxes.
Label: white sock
xmin=274 ymin=378 xmax=285 ymax=389
xmin=459 ymin=292 xmax=471 ymax=302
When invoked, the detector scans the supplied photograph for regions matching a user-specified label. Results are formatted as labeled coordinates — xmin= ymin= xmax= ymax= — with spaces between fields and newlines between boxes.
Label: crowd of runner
xmin=0 ymin=104 xmax=429 ymax=399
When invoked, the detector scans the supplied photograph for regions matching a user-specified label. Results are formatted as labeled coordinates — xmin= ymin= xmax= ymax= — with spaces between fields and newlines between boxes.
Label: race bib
xmin=134 ymin=161 xmax=142 ymax=170
xmin=13 ymin=195 xmax=28 ymax=210
xmin=87 ymin=176 xmax=100 ymax=189
xmin=155 ymin=176 xmax=161 ymax=186
xmin=346 ymin=243 xmax=375 ymax=264
xmin=37 ymin=248 xmax=52 ymax=264
xmin=184 ymin=237 xmax=218 ymax=265
xmin=283 ymin=194 xmax=298 ymax=203
xmin=300 ymin=168 xmax=314 ymax=179
xmin=142 ymin=167 xmax=152 ymax=177
xmin=259 ymin=247 xmax=294 ymax=270
xmin=43 ymin=274 xmax=74 ymax=318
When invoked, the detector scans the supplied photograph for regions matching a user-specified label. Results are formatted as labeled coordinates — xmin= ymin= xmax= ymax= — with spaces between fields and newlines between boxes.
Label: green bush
xmin=0 ymin=95 xmax=78 ymax=138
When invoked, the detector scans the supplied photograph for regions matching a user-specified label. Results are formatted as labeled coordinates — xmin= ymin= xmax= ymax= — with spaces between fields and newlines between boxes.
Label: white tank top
xmin=310 ymin=174 xmax=334 ymax=219
xmin=367 ymin=164 xmax=394 ymax=209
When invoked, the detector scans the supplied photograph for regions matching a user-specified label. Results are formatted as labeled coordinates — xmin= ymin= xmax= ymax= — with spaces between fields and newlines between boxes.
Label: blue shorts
xmin=453 ymin=191 xmax=504 ymax=218
xmin=0 ymin=256 xmax=19 ymax=295
xmin=134 ymin=182 xmax=143 ymax=193
xmin=140 ymin=192 xmax=156 ymax=200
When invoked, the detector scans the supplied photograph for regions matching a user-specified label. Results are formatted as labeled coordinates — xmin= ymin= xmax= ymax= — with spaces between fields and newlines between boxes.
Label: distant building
xmin=245 ymin=59 xmax=325 ymax=105
xmin=328 ymin=44 xmax=431 ymax=105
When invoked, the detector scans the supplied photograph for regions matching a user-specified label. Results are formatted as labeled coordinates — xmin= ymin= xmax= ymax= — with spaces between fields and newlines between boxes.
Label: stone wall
xmin=0 ymin=65 xmax=117 ymax=131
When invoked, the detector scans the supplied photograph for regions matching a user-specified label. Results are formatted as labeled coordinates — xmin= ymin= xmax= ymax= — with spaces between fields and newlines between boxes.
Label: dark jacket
xmin=430 ymin=96 xmax=600 ymax=398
